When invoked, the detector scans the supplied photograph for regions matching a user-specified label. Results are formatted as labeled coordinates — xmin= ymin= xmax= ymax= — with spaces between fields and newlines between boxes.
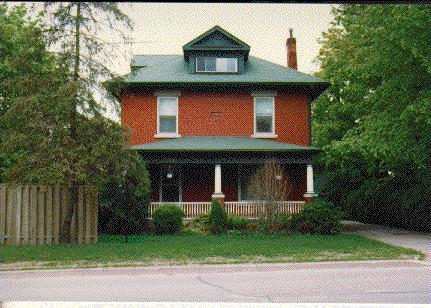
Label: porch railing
xmin=149 ymin=201 xmax=305 ymax=219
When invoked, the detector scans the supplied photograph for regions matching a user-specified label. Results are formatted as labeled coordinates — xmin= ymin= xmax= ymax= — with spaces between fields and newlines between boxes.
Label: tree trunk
xmin=59 ymin=184 xmax=79 ymax=243
xmin=59 ymin=3 xmax=81 ymax=244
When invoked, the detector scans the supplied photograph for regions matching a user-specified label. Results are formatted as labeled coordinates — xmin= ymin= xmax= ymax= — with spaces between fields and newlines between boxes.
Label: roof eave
xmin=130 ymin=147 xmax=321 ymax=153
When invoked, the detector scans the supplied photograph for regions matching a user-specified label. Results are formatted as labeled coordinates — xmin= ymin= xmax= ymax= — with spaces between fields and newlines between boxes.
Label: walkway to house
xmin=342 ymin=221 xmax=431 ymax=262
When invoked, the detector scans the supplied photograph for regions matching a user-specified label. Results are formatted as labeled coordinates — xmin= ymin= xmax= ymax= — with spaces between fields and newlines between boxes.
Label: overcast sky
xmin=12 ymin=2 xmax=336 ymax=120
xmin=113 ymin=3 xmax=336 ymax=75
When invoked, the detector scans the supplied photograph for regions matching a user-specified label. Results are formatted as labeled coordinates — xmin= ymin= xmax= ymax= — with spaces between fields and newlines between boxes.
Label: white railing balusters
xmin=148 ymin=201 xmax=305 ymax=219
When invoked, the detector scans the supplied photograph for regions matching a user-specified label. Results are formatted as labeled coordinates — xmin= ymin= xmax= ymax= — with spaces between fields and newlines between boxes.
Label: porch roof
xmin=130 ymin=137 xmax=319 ymax=153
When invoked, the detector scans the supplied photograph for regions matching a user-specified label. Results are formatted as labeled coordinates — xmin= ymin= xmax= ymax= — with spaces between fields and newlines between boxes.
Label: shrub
xmin=227 ymin=215 xmax=249 ymax=230
xmin=275 ymin=214 xmax=291 ymax=231
xmin=208 ymin=199 xmax=228 ymax=234
xmin=152 ymin=204 xmax=185 ymax=235
xmin=188 ymin=213 xmax=210 ymax=231
xmin=98 ymin=158 xmax=151 ymax=238
xmin=290 ymin=200 xmax=342 ymax=234
xmin=341 ymin=170 xmax=431 ymax=232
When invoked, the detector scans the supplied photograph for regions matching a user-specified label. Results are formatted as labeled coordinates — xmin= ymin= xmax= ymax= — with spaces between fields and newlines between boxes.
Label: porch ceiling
xmin=131 ymin=136 xmax=319 ymax=153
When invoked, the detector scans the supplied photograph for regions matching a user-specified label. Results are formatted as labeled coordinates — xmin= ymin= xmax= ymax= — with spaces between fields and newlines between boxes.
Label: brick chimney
xmin=286 ymin=28 xmax=297 ymax=70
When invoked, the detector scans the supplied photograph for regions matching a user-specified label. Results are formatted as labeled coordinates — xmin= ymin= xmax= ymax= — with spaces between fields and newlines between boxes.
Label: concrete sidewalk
xmin=343 ymin=221 xmax=431 ymax=261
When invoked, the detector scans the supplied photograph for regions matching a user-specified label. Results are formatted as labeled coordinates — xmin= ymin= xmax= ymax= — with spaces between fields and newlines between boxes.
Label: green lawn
xmin=0 ymin=234 xmax=422 ymax=270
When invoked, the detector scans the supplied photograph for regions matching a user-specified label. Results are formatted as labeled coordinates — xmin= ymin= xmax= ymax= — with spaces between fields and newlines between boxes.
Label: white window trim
xmin=252 ymin=96 xmax=277 ymax=138
xmin=251 ymin=91 xmax=278 ymax=97
xmin=195 ymin=57 xmax=238 ymax=73
xmin=155 ymin=96 xmax=180 ymax=138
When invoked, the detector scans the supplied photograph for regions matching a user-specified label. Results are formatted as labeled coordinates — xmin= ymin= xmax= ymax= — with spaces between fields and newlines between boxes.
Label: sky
xmin=112 ymin=3 xmax=336 ymax=75
xmin=10 ymin=2 xmax=336 ymax=120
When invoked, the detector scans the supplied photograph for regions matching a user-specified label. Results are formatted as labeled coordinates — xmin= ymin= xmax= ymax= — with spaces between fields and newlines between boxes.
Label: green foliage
xmin=43 ymin=2 xmax=133 ymax=114
xmin=344 ymin=169 xmax=431 ymax=231
xmin=0 ymin=3 xmax=141 ymax=189
xmin=0 ymin=4 xmax=57 ymax=181
xmin=99 ymin=157 xmax=151 ymax=236
xmin=0 ymin=3 xmax=141 ymax=243
xmin=275 ymin=214 xmax=292 ymax=232
xmin=208 ymin=199 xmax=228 ymax=234
xmin=152 ymin=204 xmax=185 ymax=235
xmin=227 ymin=215 xmax=249 ymax=230
xmin=313 ymin=5 xmax=431 ymax=230
xmin=188 ymin=213 xmax=210 ymax=231
xmin=290 ymin=200 xmax=342 ymax=234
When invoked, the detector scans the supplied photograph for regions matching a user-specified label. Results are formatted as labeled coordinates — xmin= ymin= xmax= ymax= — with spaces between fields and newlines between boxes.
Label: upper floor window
xmin=157 ymin=96 xmax=178 ymax=135
xmin=196 ymin=57 xmax=238 ymax=73
xmin=254 ymin=96 xmax=275 ymax=135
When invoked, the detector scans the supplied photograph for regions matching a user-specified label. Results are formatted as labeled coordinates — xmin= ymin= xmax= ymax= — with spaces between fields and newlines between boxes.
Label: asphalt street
xmin=0 ymin=261 xmax=430 ymax=303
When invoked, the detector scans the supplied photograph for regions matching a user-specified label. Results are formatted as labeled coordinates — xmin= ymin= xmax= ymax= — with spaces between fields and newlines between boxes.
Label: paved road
xmin=1 ymin=261 xmax=430 ymax=303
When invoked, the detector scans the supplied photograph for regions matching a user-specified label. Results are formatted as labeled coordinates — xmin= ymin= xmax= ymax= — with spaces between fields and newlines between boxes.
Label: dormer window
xmin=195 ymin=57 xmax=238 ymax=73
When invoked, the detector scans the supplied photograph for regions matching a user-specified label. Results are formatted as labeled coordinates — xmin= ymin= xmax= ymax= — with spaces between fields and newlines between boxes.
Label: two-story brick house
xmin=116 ymin=26 xmax=328 ymax=215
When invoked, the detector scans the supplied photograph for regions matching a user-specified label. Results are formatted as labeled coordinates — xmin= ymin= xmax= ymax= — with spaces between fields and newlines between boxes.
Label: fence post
xmin=53 ymin=186 xmax=61 ymax=244
xmin=85 ymin=190 xmax=91 ymax=244
xmin=37 ymin=187 xmax=45 ymax=244
xmin=29 ymin=186 xmax=37 ymax=245
xmin=6 ymin=186 xmax=14 ymax=245
xmin=0 ymin=184 xmax=6 ymax=245
xmin=45 ymin=187 xmax=53 ymax=244
xmin=21 ymin=186 xmax=29 ymax=245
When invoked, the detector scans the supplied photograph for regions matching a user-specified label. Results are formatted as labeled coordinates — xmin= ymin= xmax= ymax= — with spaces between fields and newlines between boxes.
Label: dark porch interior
xmin=147 ymin=163 xmax=306 ymax=202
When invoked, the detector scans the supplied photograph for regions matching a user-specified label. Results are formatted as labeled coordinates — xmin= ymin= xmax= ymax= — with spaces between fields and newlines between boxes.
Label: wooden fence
xmin=0 ymin=184 xmax=98 ymax=246
xmin=149 ymin=201 xmax=305 ymax=220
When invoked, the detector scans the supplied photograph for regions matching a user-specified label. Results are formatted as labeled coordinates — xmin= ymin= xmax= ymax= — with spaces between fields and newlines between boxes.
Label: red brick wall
xmin=121 ymin=91 xmax=310 ymax=146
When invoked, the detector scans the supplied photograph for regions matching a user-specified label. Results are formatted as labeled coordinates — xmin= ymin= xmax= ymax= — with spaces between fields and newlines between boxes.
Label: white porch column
xmin=212 ymin=163 xmax=225 ymax=199
xmin=304 ymin=164 xmax=317 ymax=199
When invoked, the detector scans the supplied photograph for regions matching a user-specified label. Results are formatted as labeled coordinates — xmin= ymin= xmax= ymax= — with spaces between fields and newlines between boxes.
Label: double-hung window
xmin=157 ymin=96 xmax=178 ymax=136
xmin=196 ymin=57 xmax=238 ymax=73
xmin=254 ymin=96 xmax=275 ymax=136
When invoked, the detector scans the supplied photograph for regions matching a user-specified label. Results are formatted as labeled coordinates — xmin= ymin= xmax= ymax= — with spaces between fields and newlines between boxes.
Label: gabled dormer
xmin=183 ymin=25 xmax=251 ymax=74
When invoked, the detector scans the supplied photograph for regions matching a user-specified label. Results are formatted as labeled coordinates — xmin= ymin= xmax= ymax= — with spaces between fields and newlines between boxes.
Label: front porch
xmin=135 ymin=136 xmax=319 ymax=219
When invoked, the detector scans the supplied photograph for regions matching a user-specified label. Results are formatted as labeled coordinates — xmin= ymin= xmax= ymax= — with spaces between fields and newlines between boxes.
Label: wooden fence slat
xmin=15 ymin=186 xmax=22 ymax=245
xmin=69 ymin=190 xmax=77 ymax=243
xmin=6 ymin=187 xmax=15 ymax=245
xmin=37 ymin=187 xmax=45 ymax=244
xmin=45 ymin=187 xmax=53 ymax=244
xmin=21 ymin=186 xmax=29 ymax=245
xmin=1 ymin=184 xmax=98 ymax=246
xmin=0 ymin=185 xmax=6 ymax=245
xmin=77 ymin=187 xmax=84 ymax=244
xmin=91 ymin=192 xmax=98 ymax=244
xmin=85 ymin=191 xmax=91 ymax=244
xmin=53 ymin=186 xmax=60 ymax=244
xmin=29 ymin=186 xmax=37 ymax=245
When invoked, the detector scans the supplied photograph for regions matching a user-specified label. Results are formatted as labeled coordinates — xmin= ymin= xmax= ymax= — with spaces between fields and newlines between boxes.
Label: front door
xmin=160 ymin=164 xmax=181 ymax=202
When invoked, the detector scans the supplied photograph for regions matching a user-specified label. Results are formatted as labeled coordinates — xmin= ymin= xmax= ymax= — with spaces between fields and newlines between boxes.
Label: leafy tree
xmin=0 ymin=4 xmax=57 ymax=180
xmin=313 ymin=5 xmax=431 ymax=230
xmin=42 ymin=2 xmax=134 ymax=243
xmin=0 ymin=3 xmax=150 ymax=242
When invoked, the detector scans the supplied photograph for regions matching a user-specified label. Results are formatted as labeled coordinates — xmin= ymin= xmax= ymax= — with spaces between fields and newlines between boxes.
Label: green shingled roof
xmin=125 ymin=55 xmax=326 ymax=85
xmin=131 ymin=137 xmax=319 ymax=152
